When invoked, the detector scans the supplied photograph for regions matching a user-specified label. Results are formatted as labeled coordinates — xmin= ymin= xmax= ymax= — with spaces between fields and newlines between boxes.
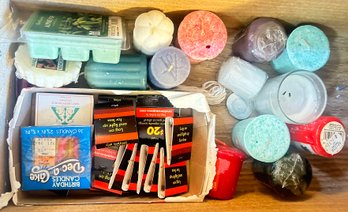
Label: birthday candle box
xmin=21 ymin=125 xmax=92 ymax=191
xmin=94 ymin=97 xmax=138 ymax=149
xmin=34 ymin=92 xmax=94 ymax=126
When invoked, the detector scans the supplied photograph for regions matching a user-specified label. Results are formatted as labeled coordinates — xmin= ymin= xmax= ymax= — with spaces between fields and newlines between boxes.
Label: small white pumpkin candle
xmin=133 ymin=10 xmax=174 ymax=55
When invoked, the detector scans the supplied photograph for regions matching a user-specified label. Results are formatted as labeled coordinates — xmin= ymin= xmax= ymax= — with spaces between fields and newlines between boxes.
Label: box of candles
xmin=21 ymin=125 xmax=92 ymax=191
xmin=7 ymin=88 xmax=215 ymax=205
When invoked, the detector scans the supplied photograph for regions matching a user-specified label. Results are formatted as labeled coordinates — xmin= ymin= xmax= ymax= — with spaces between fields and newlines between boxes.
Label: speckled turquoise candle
xmin=232 ymin=115 xmax=290 ymax=163
xmin=271 ymin=25 xmax=330 ymax=73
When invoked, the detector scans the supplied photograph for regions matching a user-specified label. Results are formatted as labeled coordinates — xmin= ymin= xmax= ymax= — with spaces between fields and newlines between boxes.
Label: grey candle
xmin=232 ymin=17 xmax=287 ymax=63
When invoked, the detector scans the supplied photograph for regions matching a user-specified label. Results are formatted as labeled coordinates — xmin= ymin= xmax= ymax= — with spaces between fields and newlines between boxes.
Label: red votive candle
xmin=177 ymin=10 xmax=227 ymax=63
xmin=288 ymin=116 xmax=346 ymax=157
xmin=209 ymin=145 xmax=246 ymax=200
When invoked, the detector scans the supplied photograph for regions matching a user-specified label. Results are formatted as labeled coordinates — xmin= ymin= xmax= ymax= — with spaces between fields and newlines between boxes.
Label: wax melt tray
xmin=22 ymin=11 xmax=128 ymax=64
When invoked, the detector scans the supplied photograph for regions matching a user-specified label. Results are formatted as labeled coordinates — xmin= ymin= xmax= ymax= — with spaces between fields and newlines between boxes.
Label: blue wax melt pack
xmin=21 ymin=125 xmax=92 ymax=191
xmin=22 ymin=11 xmax=128 ymax=64
xmin=84 ymin=54 xmax=148 ymax=89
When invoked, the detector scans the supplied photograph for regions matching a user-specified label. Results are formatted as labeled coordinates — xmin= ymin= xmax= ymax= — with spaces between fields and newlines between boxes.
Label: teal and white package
xmin=22 ymin=11 xmax=128 ymax=64
xmin=21 ymin=125 xmax=92 ymax=191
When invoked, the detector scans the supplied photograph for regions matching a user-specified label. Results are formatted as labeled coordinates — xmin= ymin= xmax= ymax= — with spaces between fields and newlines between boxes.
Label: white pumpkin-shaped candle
xmin=133 ymin=10 xmax=174 ymax=55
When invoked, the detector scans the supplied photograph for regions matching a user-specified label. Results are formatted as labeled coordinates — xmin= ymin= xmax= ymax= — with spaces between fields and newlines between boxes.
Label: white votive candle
xmin=218 ymin=57 xmax=268 ymax=99
xmin=254 ymin=71 xmax=327 ymax=124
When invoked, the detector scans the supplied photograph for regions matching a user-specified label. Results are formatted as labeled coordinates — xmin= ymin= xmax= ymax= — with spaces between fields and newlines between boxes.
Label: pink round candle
xmin=177 ymin=11 xmax=227 ymax=63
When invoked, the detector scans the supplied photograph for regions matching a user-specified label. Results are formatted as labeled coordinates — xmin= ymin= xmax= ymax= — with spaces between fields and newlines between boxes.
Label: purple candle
xmin=232 ymin=17 xmax=287 ymax=63
xmin=148 ymin=47 xmax=191 ymax=89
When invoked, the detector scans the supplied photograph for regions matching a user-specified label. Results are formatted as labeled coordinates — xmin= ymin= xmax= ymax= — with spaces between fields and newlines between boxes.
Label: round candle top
xmin=232 ymin=115 xmax=290 ymax=163
xmin=289 ymin=116 xmax=346 ymax=157
xmin=177 ymin=10 xmax=227 ymax=63
xmin=149 ymin=47 xmax=191 ymax=89
xmin=233 ymin=17 xmax=287 ymax=63
xmin=226 ymin=93 xmax=252 ymax=120
xmin=133 ymin=10 xmax=174 ymax=55
xmin=278 ymin=71 xmax=327 ymax=124
xmin=272 ymin=25 xmax=330 ymax=72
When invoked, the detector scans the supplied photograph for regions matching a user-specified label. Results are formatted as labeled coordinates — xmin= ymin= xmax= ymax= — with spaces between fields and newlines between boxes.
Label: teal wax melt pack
xmin=84 ymin=54 xmax=148 ymax=89
xmin=23 ymin=11 xmax=128 ymax=64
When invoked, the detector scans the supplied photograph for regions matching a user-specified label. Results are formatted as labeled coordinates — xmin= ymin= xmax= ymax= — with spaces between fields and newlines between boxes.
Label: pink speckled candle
xmin=177 ymin=11 xmax=227 ymax=63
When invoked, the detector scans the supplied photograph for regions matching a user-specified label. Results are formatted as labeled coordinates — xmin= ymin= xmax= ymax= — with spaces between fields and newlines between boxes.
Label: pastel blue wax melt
xmin=271 ymin=25 xmax=330 ymax=73
xmin=23 ymin=11 xmax=127 ymax=64
xmin=84 ymin=54 xmax=147 ymax=90
xmin=232 ymin=114 xmax=290 ymax=163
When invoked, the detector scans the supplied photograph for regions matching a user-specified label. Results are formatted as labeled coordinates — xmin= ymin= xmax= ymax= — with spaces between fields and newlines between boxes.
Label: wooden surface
xmin=6 ymin=0 xmax=348 ymax=211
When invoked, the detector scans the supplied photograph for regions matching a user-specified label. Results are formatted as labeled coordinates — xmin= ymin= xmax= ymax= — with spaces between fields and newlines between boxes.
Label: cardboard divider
xmin=7 ymin=87 xmax=216 ymax=206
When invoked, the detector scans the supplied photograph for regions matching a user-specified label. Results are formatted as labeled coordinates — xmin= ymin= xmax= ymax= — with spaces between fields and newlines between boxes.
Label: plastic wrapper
xmin=252 ymin=153 xmax=312 ymax=197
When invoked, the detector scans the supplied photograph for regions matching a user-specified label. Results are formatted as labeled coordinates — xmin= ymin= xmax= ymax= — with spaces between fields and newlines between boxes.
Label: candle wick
xmin=300 ymin=39 xmax=311 ymax=49
xmin=159 ymin=55 xmax=178 ymax=80
xmin=201 ymin=21 xmax=205 ymax=36
xmin=167 ymin=64 xmax=174 ymax=72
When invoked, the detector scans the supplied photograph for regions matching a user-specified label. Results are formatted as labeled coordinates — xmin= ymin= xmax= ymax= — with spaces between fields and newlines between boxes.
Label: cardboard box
xmin=6 ymin=88 xmax=217 ymax=206
xmin=4 ymin=2 xmax=347 ymax=211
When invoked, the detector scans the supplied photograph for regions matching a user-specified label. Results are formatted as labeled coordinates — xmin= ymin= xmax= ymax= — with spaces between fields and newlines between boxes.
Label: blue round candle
xmin=232 ymin=114 xmax=290 ymax=163
xmin=271 ymin=25 xmax=330 ymax=73
xmin=149 ymin=47 xmax=191 ymax=89
xmin=226 ymin=93 xmax=252 ymax=120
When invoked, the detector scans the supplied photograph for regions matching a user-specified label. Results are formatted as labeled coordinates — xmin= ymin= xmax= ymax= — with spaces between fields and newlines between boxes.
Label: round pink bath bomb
xmin=177 ymin=11 xmax=228 ymax=63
